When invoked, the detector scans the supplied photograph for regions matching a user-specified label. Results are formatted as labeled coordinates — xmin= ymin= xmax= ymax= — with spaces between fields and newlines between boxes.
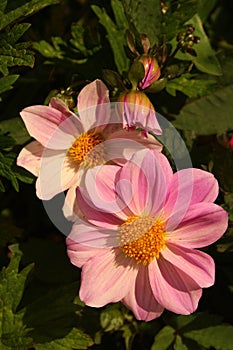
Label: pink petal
xmin=164 ymin=169 xmax=219 ymax=229
xmin=161 ymin=244 xmax=215 ymax=288
xmin=49 ymin=97 xmax=74 ymax=118
xmin=21 ymin=106 xmax=83 ymax=149
xmin=76 ymin=187 xmax=123 ymax=229
xmin=117 ymin=149 xmax=172 ymax=216
xmin=63 ymin=185 xmax=80 ymax=221
xmin=78 ymin=80 xmax=110 ymax=131
xmin=79 ymin=248 xmax=138 ymax=307
xmin=68 ymin=218 xmax=119 ymax=248
xmin=66 ymin=240 xmax=105 ymax=268
xmin=149 ymin=258 xmax=202 ymax=315
xmin=17 ymin=141 xmax=44 ymax=176
xmin=36 ymin=150 xmax=78 ymax=199
xmin=81 ymin=164 xmax=130 ymax=220
xmin=122 ymin=266 xmax=164 ymax=321
xmin=166 ymin=202 xmax=228 ymax=248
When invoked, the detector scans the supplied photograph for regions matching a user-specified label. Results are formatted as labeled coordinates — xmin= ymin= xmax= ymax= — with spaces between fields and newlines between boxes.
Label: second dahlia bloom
xmin=17 ymin=80 xmax=162 ymax=215
xmin=67 ymin=148 xmax=228 ymax=321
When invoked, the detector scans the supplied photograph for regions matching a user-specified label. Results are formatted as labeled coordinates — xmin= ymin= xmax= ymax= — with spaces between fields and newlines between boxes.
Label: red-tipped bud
xmin=137 ymin=54 xmax=161 ymax=90
xmin=229 ymin=135 xmax=233 ymax=151
xmin=117 ymin=90 xmax=162 ymax=136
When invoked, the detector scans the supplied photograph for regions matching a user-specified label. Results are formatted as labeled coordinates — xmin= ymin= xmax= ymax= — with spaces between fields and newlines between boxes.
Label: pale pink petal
xmin=81 ymin=165 xmax=130 ymax=220
xmin=161 ymin=243 xmax=215 ymax=288
xmin=17 ymin=141 xmax=44 ymax=176
xmin=36 ymin=151 xmax=78 ymax=199
xmin=76 ymin=187 xmax=123 ymax=229
xmin=117 ymin=149 xmax=172 ymax=216
xmin=21 ymin=106 xmax=83 ymax=149
xmin=78 ymin=80 xmax=110 ymax=131
xmin=164 ymin=169 xmax=219 ymax=229
xmin=166 ymin=202 xmax=228 ymax=248
xmin=49 ymin=97 xmax=74 ymax=118
xmin=122 ymin=266 xmax=164 ymax=321
xmin=63 ymin=185 xmax=80 ymax=221
xmin=79 ymin=248 xmax=138 ymax=307
xmin=66 ymin=240 xmax=105 ymax=268
xmin=68 ymin=219 xmax=119 ymax=248
xmin=149 ymin=258 xmax=202 ymax=314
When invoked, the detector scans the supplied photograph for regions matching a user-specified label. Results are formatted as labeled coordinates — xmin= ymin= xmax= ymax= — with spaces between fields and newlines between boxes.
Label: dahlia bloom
xmin=67 ymin=148 xmax=228 ymax=321
xmin=137 ymin=54 xmax=161 ymax=90
xmin=17 ymin=80 xmax=162 ymax=215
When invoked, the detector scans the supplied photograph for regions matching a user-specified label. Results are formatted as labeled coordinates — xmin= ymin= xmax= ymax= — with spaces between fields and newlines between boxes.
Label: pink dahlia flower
xmin=67 ymin=148 xmax=228 ymax=321
xmin=17 ymin=80 xmax=162 ymax=216
xmin=137 ymin=54 xmax=161 ymax=90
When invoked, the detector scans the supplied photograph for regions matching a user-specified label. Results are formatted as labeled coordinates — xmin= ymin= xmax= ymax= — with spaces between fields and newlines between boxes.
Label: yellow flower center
xmin=68 ymin=131 xmax=105 ymax=169
xmin=119 ymin=215 xmax=166 ymax=265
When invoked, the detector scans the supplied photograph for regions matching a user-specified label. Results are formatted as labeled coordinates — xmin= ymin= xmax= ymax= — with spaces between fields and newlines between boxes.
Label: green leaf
xmin=0 ymin=151 xmax=19 ymax=191
xmin=24 ymin=282 xmax=93 ymax=349
xmin=224 ymin=193 xmax=233 ymax=221
xmin=174 ymin=335 xmax=189 ymax=350
xmin=100 ymin=304 xmax=124 ymax=332
xmin=0 ymin=74 xmax=19 ymax=100
xmin=162 ymin=0 xmax=198 ymax=41
xmin=151 ymin=325 xmax=175 ymax=350
xmin=173 ymin=84 xmax=233 ymax=135
xmin=122 ymin=0 xmax=162 ymax=44
xmin=166 ymin=73 xmax=216 ymax=98
xmin=0 ymin=23 xmax=34 ymax=75
xmin=0 ymin=117 xmax=30 ymax=145
xmin=33 ymin=39 xmax=65 ymax=59
xmin=184 ymin=325 xmax=233 ymax=350
xmin=197 ymin=0 xmax=218 ymax=21
xmin=92 ymin=0 xmax=129 ymax=75
xmin=171 ymin=14 xmax=222 ymax=76
xmin=0 ymin=244 xmax=34 ymax=349
xmin=0 ymin=0 xmax=60 ymax=32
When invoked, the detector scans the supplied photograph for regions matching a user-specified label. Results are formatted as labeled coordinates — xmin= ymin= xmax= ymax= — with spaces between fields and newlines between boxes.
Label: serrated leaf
xmin=0 ymin=131 xmax=15 ymax=148
xmin=0 ymin=0 xmax=60 ymax=32
xmin=33 ymin=39 xmax=64 ymax=59
xmin=184 ymin=325 xmax=233 ymax=350
xmin=151 ymin=326 xmax=175 ymax=350
xmin=166 ymin=73 xmax=216 ymax=98
xmin=92 ymin=0 xmax=129 ymax=74
xmin=0 ymin=74 xmax=19 ymax=100
xmin=171 ymin=14 xmax=222 ymax=76
xmin=173 ymin=84 xmax=233 ymax=135
xmin=0 ymin=23 xmax=34 ymax=75
xmin=0 ymin=244 xmax=34 ymax=349
xmin=122 ymin=0 xmax=162 ymax=45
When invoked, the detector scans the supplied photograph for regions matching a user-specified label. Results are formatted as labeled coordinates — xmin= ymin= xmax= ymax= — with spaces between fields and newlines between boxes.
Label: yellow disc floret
xmin=119 ymin=215 xmax=166 ymax=265
xmin=68 ymin=131 xmax=105 ymax=168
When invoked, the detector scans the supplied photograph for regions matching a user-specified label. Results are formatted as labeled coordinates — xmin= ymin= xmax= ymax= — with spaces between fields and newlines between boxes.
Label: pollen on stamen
xmin=68 ymin=131 xmax=105 ymax=169
xmin=119 ymin=215 xmax=166 ymax=265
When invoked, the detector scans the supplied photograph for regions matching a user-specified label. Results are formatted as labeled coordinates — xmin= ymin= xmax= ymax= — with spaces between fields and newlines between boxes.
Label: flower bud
xmin=117 ymin=90 xmax=162 ymax=136
xmin=137 ymin=54 xmax=161 ymax=90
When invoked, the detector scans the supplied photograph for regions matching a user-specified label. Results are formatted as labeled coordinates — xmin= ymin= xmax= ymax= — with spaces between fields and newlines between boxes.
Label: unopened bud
xmin=137 ymin=54 xmax=161 ymax=90
xmin=117 ymin=91 xmax=162 ymax=136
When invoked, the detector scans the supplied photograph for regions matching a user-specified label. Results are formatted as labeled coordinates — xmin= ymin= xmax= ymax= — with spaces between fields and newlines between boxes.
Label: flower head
xmin=17 ymin=80 xmax=162 ymax=218
xmin=137 ymin=54 xmax=161 ymax=90
xmin=67 ymin=148 xmax=228 ymax=321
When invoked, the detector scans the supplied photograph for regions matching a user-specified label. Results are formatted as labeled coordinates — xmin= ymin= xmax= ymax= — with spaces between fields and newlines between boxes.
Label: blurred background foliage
xmin=0 ymin=0 xmax=233 ymax=349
